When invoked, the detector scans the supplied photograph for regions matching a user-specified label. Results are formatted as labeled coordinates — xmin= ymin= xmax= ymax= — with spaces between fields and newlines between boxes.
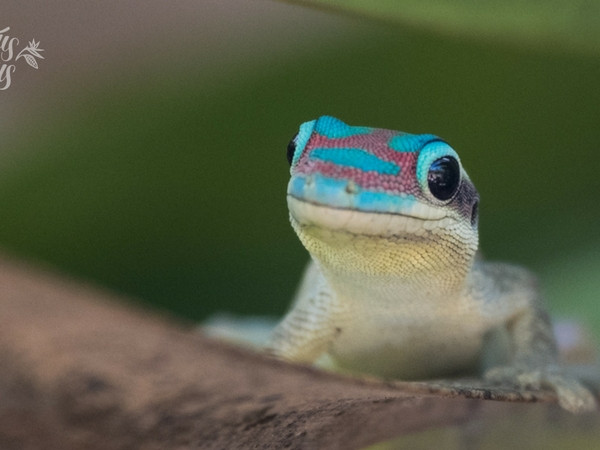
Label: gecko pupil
xmin=287 ymin=134 xmax=298 ymax=166
xmin=427 ymin=156 xmax=460 ymax=201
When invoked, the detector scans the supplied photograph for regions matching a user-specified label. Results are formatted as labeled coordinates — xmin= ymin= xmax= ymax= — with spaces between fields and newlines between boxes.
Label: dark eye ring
xmin=287 ymin=133 xmax=298 ymax=166
xmin=427 ymin=156 xmax=460 ymax=201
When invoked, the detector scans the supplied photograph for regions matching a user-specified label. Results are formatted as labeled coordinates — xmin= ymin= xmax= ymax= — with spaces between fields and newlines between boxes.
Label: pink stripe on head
xmin=295 ymin=128 xmax=421 ymax=196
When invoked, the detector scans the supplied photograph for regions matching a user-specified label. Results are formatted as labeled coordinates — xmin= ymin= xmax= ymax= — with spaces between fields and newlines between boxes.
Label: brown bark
xmin=0 ymin=256 xmax=596 ymax=449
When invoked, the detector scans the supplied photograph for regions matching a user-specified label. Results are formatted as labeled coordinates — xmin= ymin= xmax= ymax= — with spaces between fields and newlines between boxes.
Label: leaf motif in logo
xmin=23 ymin=54 xmax=38 ymax=69
xmin=28 ymin=48 xmax=44 ymax=59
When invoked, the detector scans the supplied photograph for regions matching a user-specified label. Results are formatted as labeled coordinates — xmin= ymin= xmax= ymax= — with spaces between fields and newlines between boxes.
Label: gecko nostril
xmin=345 ymin=180 xmax=359 ymax=194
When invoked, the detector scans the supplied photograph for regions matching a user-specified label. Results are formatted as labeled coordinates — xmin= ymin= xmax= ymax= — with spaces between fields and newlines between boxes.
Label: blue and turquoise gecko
xmin=267 ymin=116 xmax=596 ymax=414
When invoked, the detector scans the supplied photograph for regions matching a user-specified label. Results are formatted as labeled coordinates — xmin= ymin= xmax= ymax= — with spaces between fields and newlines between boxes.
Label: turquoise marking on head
xmin=288 ymin=173 xmax=416 ymax=214
xmin=388 ymin=133 xmax=440 ymax=152
xmin=314 ymin=116 xmax=371 ymax=138
xmin=290 ymin=119 xmax=316 ymax=169
xmin=355 ymin=190 xmax=416 ymax=213
xmin=416 ymin=140 xmax=461 ymax=192
xmin=311 ymin=147 xmax=400 ymax=175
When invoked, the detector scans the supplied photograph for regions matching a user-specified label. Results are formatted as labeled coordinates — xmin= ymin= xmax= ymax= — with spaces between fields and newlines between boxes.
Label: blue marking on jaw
xmin=314 ymin=116 xmax=371 ymax=138
xmin=389 ymin=133 xmax=441 ymax=152
xmin=311 ymin=147 xmax=400 ymax=175
xmin=354 ymin=190 xmax=416 ymax=213
xmin=289 ymin=174 xmax=416 ymax=214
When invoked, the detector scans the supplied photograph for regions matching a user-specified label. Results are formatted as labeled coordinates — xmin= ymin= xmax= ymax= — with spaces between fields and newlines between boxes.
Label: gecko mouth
xmin=287 ymin=195 xmax=452 ymax=237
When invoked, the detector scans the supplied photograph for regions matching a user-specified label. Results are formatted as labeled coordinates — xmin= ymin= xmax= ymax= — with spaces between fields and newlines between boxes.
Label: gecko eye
xmin=287 ymin=133 xmax=298 ymax=166
xmin=427 ymin=156 xmax=460 ymax=201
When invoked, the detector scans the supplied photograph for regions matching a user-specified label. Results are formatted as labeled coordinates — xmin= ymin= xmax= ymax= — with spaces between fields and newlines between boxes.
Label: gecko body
xmin=267 ymin=116 xmax=596 ymax=413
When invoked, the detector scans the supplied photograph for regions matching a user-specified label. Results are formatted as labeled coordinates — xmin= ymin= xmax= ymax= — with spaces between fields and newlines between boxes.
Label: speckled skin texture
xmin=268 ymin=116 xmax=596 ymax=413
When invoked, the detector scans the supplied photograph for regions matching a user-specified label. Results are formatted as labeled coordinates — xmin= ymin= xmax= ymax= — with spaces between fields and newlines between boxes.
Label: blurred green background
xmin=1 ymin=1 xmax=599 ymax=336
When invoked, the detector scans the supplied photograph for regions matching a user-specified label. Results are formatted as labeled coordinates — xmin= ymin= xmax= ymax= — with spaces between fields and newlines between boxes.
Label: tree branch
xmin=0 ymin=256 xmax=592 ymax=449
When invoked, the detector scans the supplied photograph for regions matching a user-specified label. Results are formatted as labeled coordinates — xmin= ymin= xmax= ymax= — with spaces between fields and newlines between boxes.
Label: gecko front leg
xmin=267 ymin=261 xmax=340 ymax=364
xmin=480 ymin=264 xmax=597 ymax=413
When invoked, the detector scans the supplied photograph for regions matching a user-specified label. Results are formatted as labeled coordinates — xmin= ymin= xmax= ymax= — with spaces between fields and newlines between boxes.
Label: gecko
xmin=266 ymin=115 xmax=596 ymax=413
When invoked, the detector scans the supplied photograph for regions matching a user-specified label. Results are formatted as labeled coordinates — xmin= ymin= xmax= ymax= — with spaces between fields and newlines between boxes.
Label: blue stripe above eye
xmin=389 ymin=133 xmax=441 ymax=152
xmin=310 ymin=147 xmax=400 ymax=175
xmin=290 ymin=119 xmax=316 ymax=169
xmin=314 ymin=116 xmax=372 ymax=138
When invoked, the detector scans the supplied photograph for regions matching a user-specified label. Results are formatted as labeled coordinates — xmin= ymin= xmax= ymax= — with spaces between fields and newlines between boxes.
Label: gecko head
xmin=285 ymin=116 xmax=480 ymax=271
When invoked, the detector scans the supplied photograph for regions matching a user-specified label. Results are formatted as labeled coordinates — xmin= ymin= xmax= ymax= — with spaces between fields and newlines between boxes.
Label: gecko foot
xmin=484 ymin=364 xmax=597 ymax=414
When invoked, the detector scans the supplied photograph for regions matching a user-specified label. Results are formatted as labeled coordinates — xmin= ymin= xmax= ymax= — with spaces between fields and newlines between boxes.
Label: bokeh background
xmin=2 ymin=1 xmax=599 ymax=336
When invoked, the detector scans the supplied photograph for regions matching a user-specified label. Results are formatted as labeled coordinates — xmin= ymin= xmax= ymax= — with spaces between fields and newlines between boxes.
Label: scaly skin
xmin=267 ymin=116 xmax=596 ymax=413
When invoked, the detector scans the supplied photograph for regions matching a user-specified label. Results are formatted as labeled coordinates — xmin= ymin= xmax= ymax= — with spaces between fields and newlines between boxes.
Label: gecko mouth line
xmin=287 ymin=195 xmax=452 ymax=238
xmin=287 ymin=195 xmax=448 ymax=222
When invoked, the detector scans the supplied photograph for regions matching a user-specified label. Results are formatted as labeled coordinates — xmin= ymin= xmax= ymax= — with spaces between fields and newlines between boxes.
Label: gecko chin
xmin=288 ymin=194 xmax=478 ymax=277
xmin=287 ymin=195 xmax=454 ymax=238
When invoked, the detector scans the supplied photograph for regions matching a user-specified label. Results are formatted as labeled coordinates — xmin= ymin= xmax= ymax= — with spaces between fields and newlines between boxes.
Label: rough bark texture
xmin=0 ymin=257 xmax=598 ymax=449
